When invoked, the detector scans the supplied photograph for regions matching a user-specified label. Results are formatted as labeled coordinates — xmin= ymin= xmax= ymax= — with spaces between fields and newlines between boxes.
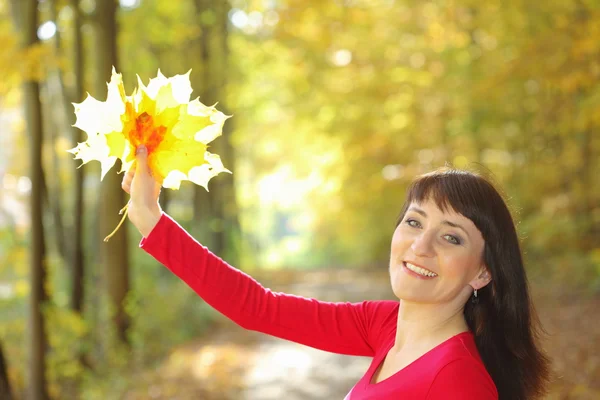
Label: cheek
xmin=390 ymin=225 xmax=412 ymax=250
xmin=390 ymin=228 xmax=401 ymax=250
xmin=439 ymin=252 xmax=479 ymax=279
xmin=390 ymin=229 xmax=410 ymax=255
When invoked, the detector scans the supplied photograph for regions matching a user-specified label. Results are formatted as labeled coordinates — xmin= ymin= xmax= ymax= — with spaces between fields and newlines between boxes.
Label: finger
xmin=122 ymin=161 xmax=135 ymax=185
xmin=127 ymin=160 xmax=137 ymax=178
xmin=121 ymin=175 xmax=131 ymax=194
xmin=121 ymin=170 xmax=135 ymax=194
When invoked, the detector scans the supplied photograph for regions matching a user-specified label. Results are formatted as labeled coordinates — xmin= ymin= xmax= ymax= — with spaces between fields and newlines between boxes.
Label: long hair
xmin=396 ymin=167 xmax=550 ymax=400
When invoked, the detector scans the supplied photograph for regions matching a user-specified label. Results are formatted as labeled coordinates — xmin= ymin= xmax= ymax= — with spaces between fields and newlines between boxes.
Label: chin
xmin=390 ymin=279 xmax=414 ymax=301
xmin=391 ymin=287 xmax=421 ymax=302
xmin=390 ymin=275 xmax=430 ymax=302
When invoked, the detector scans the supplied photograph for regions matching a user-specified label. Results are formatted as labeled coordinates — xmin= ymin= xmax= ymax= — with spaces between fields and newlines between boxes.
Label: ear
xmin=469 ymin=264 xmax=492 ymax=291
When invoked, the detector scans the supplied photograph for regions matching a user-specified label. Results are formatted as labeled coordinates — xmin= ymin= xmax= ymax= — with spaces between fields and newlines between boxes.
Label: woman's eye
xmin=444 ymin=235 xmax=461 ymax=245
xmin=406 ymin=219 xmax=421 ymax=228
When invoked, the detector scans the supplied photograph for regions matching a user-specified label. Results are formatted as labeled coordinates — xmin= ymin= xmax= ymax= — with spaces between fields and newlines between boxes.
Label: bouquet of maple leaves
xmin=68 ymin=68 xmax=230 ymax=241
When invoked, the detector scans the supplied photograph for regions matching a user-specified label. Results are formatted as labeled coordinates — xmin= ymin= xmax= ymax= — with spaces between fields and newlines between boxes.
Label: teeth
xmin=405 ymin=262 xmax=437 ymax=277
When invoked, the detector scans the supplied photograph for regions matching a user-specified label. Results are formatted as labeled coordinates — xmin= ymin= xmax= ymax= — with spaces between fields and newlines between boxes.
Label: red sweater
xmin=140 ymin=214 xmax=498 ymax=399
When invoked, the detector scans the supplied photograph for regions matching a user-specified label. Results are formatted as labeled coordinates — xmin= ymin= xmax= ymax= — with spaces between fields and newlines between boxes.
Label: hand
xmin=121 ymin=145 xmax=163 ymax=237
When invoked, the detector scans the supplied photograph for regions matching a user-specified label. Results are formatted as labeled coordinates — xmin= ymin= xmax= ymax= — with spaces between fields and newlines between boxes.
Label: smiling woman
xmin=390 ymin=168 xmax=551 ymax=399
xmin=122 ymin=158 xmax=550 ymax=400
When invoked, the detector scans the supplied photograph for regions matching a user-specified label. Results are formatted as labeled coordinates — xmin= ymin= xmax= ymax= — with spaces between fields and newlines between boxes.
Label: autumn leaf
xmin=68 ymin=67 xmax=231 ymax=241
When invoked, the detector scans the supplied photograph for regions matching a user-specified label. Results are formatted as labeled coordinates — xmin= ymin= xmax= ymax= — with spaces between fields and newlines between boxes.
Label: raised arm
xmin=123 ymin=145 xmax=397 ymax=356
xmin=140 ymin=212 xmax=397 ymax=356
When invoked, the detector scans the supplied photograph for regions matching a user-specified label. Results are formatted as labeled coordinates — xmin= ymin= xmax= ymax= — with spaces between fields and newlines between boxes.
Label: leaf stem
xmin=104 ymin=202 xmax=129 ymax=242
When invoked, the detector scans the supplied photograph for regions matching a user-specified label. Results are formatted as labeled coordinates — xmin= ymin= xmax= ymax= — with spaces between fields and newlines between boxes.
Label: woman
xmin=123 ymin=145 xmax=550 ymax=399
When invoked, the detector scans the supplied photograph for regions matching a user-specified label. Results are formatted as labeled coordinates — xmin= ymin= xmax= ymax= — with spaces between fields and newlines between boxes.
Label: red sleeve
xmin=426 ymin=358 xmax=498 ymax=400
xmin=140 ymin=213 xmax=397 ymax=356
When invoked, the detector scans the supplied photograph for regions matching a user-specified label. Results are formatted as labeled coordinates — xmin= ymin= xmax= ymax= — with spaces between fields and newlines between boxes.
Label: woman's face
xmin=389 ymin=197 xmax=490 ymax=305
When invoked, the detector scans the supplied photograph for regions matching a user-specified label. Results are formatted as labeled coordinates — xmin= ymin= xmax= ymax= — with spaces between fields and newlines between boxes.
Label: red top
xmin=140 ymin=213 xmax=498 ymax=400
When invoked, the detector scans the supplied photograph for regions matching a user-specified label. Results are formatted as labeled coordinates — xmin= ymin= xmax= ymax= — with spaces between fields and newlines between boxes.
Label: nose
xmin=410 ymin=231 xmax=435 ymax=257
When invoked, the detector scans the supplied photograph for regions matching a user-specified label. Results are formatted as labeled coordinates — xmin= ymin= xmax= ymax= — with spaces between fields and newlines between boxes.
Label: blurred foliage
xmin=228 ymin=0 xmax=600 ymax=276
xmin=0 ymin=0 xmax=599 ymax=398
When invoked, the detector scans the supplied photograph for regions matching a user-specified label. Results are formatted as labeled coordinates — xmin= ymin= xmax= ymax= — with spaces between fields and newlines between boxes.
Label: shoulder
xmin=427 ymin=355 xmax=498 ymax=399
xmin=427 ymin=332 xmax=485 ymax=365
xmin=354 ymin=300 xmax=398 ymax=350
xmin=361 ymin=300 xmax=399 ymax=317
xmin=360 ymin=300 xmax=398 ymax=330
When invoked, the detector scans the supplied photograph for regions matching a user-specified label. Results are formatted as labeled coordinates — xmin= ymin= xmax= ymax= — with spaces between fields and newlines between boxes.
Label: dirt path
xmin=124 ymin=269 xmax=600 ymax=400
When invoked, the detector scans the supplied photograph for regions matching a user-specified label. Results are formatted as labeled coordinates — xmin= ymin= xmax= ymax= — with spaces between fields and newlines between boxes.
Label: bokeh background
xmin=0 ymin=0 xmax=599 ymax=399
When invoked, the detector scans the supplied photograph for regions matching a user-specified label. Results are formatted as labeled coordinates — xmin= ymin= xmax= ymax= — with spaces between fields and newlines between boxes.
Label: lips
xmin=403 ymin=261 xmax=438 ymax=278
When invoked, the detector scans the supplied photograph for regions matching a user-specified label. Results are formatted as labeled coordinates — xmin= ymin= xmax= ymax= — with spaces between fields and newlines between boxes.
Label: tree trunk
xmin=43 ymin=0 xmax=71 ymax=264
xmin=42 ymin=85 xmax=69 ymax=261
xmin=94 ymin=0 xmax=130 ymax=345
xmin=216 ymin=0 xmax=241 ymax=264
xmin=69 ymin=0 xmax=86 ymax=317
xmin=191 ymin=0 xmax=214 ymax=247
xmin=25 ymin=52 xmax=50 ymax=400
xmin=0 ymin=340 xmax=14 ymax=400
xmin=191 ymin=0 xmax=240 ymax=263
xmin=16 ymin=0 xmax=51 ymax=397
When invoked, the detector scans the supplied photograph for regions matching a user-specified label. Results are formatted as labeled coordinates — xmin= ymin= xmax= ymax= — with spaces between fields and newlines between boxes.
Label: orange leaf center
xmin=127 ymin=112 xmax=166 ymax=154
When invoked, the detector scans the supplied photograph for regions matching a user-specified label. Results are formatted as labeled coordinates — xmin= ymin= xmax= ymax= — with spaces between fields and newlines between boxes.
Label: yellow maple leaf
xmin=68 ymin=67 xmax=231 ymax=241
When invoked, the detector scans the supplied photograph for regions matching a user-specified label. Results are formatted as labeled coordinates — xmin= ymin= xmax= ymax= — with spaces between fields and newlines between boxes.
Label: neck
xmin=392 ymin=300 xmax=469 ymax=352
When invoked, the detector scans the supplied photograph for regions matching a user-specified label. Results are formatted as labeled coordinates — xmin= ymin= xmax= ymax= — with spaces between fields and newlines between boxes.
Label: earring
xmin=472 ymin=289 xmax=479 ymax=304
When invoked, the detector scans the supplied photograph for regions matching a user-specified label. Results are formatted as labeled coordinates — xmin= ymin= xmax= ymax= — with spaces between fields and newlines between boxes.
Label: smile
xmin=403 ymin=262 xmax=438 ymax=278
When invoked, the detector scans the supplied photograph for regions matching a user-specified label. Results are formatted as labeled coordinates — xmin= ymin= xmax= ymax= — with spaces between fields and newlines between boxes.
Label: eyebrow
xmin=407 ymin=206 xmax=471 ymax=239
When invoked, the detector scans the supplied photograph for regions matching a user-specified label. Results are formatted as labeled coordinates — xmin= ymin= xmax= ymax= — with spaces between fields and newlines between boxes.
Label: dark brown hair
xmin=396 ymin=167 xmax=550 ymax=400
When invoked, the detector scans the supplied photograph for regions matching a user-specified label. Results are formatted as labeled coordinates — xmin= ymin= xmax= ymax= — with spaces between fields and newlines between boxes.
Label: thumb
xmin=131 ymin=145 xmax=161 ymax=209
xmin=134 ymin=145 xmax=154 ymax=186
xmin=132 ymin=145 xmax=154 ymax=198
xmin=128 ymin=145 xmax=162 ymax=235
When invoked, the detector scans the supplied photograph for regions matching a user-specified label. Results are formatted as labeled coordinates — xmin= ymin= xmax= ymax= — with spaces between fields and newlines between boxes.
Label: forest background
xmin=0 ymin=0 xmax=599 ymax=399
